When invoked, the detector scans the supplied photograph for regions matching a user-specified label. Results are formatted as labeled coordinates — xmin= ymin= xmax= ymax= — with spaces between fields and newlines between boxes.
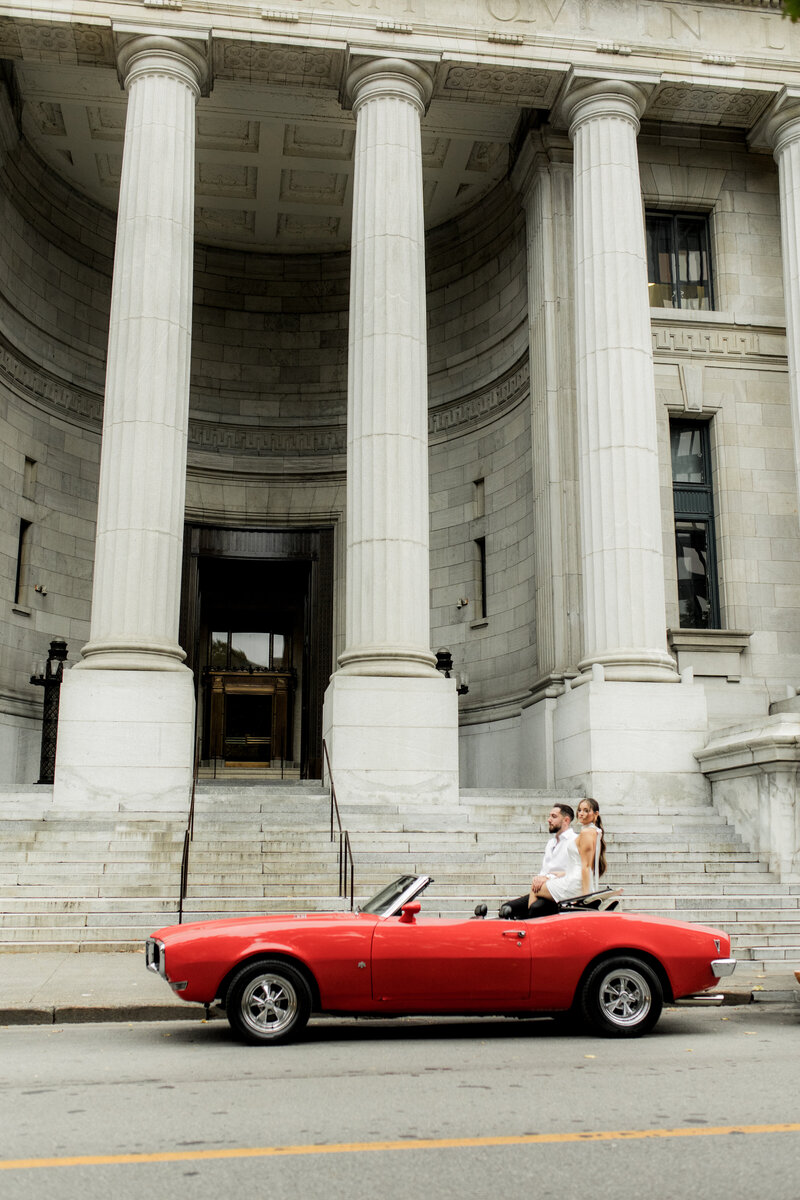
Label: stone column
xmin=339 ymin=58 xmax=437 ymax=679
xmin=82 ymin=35 xmax=207 ymax=670
xmin=513 ymin=132 xmax=581 ymax=690
xmin=323 ymin=58 xmax=458 ymax=805
xmin=765 ymin=92 xmax=800 ymax=518
xmin=564 ymin=79 xmax=677 ymax=683
xmin=53 ymin=36 xmax=207 ymax=812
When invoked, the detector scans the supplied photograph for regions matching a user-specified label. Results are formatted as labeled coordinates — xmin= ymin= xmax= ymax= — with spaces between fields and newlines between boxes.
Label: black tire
xmin=579 ymin=956 xmax=663 ymax=1038
xmin=226 ymin=959 xmax=312 ymax=1046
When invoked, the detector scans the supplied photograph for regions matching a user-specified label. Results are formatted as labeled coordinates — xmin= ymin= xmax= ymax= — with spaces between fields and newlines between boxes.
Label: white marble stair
xmin=2 ymin=781 xmax=799 ymax=969
xmin=0 ymin=789 xmax=186 ymax=951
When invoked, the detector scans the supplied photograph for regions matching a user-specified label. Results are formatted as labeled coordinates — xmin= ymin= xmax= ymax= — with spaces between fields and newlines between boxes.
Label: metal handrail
xmin=322 ymin=738 xmax=355 ymax=910
xmin=178 ymin=732 xmax=202 ymax=924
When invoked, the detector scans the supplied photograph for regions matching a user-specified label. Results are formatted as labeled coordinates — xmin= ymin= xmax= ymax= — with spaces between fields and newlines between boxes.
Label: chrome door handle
xmin=502 ymin=929 xmax=525 ymax=938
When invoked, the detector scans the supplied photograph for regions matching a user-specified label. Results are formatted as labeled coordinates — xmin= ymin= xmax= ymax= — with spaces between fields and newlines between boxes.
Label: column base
xmin=577 ymin=649 xmax=679 ymax=684
xmin=77 ymin=639 xmax=187 ymax=671
xmin=337 ymin=646 xmax=439 ymax=678
xmin=521 ymin=676 xmax=709 ymax=804
xmin=53 ymin=669 xmax=195 ymax=814
xmin=323 ymin=673 xmax=459 ymax=806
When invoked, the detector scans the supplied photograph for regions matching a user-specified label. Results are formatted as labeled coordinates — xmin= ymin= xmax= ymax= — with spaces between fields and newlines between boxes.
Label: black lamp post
xmin=30 ymin=639 xmax=68 ymax=785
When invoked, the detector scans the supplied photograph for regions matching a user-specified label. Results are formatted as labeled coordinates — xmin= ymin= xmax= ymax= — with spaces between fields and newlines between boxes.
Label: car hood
xmin=150 ymin=910 xmax=373 ymax=943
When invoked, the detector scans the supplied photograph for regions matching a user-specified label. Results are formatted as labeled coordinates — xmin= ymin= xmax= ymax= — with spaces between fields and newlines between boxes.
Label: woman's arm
xmin=578 ymin=832 xmax=596 ymax=893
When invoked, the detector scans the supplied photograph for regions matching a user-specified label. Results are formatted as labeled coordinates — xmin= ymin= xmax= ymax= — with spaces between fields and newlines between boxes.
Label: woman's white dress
xmin=547 ymin=825 xmax=601 ymax=902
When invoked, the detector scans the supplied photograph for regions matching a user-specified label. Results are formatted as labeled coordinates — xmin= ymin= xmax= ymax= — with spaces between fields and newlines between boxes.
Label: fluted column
xmin=79 ymin=36 xmax=206 ymax=671
xmin=513 ymin=134 xmax=581 ymax=687
xmin=564 ymin=80 xmax=677 ymax=682
xmin=338 ymin=58 xmax=437 ymax=678
xmin=767 ymin=97 xmax=800 ymax=515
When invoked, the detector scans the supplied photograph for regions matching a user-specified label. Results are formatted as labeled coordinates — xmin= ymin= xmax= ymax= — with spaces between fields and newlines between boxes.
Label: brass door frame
xmin=180 ymin=526 xmax=334 ymax=780
xmin=207 ymin=670 xmax=293 ymax=767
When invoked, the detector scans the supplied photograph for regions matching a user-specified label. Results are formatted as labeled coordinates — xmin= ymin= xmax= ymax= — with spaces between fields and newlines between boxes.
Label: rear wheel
xmin=579 ymin=956 xmax=663 ymax=1038
xmin=226 ymin=959 xmax=312 ymax=1045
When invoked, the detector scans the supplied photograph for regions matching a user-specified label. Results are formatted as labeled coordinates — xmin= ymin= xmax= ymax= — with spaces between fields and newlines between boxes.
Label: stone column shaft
xmin=339 ymin=59 xmax=436 ymax=678
xmin=516 ymin=142 xmax=581 ymax=682
xmin=566 ymin=81 xmax=676 ymax=682
xmin=771 ymin=110 xmax=800 ymax=513
xmin=81 ymin=37 xmax=205 ymax=670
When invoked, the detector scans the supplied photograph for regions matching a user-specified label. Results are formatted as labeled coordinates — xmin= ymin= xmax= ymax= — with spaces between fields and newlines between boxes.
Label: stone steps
xmin=2 ymin=782 xmax=799 ymax=967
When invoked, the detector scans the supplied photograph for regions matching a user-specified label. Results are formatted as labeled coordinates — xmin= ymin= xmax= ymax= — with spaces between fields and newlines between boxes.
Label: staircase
xmin=0 ymin=781 xmax=799 ymax=971
xmin=0 ymin=787 xmax=185 ymax=951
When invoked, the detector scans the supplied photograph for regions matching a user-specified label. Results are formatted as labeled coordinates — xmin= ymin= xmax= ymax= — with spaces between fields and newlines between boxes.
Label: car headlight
xmin=145 ymin=937 xmax=167 ymax=979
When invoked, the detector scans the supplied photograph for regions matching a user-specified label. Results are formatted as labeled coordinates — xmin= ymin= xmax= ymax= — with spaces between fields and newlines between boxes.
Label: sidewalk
xmin=1 ymin=951 xmax=797 ymax=1026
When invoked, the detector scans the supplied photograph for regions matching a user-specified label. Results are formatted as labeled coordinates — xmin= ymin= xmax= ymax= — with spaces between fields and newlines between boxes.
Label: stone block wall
xmin=429 ymin=391 xmax=535 ymax=710
xmin=427 ymin=181 xmax=528 ymax=406
xmin=0 ymin=387 xmax=99 ymax=784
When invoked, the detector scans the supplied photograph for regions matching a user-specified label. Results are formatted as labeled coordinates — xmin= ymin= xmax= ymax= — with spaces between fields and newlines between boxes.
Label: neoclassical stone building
xmin=1 ymin=0 xmax=799 ymax=877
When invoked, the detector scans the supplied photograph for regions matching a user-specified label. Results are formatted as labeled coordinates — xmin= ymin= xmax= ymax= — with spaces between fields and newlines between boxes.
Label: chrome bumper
xmin=711 ymin=957 xmax=737 ymax=978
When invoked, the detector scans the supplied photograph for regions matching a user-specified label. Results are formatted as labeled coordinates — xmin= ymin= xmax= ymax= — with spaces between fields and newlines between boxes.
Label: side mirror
xmin=399 ymin=902 xmax=421 ymax=924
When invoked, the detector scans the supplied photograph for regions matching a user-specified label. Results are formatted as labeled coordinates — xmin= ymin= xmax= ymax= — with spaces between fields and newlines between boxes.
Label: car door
xmin=371 ymin=916 xmax=531 ymax=1011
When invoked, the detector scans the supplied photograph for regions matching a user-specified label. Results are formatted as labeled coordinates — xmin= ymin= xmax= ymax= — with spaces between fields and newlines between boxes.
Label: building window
xmin=474 ymin=537 xmax=487 ymax=619
xmin=671 ymin=421 xmax=719 ymax=629
xmin=14 ymin=519 xmax=31 ymax=606
xmin=646 ymin=212 xmax=713 ymax=310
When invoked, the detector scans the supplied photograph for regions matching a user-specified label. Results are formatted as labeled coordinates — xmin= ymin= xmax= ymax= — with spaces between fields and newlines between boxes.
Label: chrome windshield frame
xmin=361 ymin=875 xmax=434 ymax=920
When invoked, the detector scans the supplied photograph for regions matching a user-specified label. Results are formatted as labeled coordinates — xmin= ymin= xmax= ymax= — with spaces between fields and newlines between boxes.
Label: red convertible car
xmin=145 ymin=874 xmax=735 ymax=1044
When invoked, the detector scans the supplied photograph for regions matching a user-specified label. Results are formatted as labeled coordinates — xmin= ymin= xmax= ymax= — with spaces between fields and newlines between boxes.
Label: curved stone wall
xmin=0 ymin=117 xmax=533 ymax=779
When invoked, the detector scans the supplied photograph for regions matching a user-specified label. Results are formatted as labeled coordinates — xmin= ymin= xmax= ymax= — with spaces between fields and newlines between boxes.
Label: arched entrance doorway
xmin=180 ymin=527 xmax=334 ymax=779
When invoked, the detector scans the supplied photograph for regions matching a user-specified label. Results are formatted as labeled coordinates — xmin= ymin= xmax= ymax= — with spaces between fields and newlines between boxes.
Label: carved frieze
xmin=188 ymin=420 xmax=345 ymax=456
xmin=1 ymin=19 xmax=114 ymax=66
xmin=651 ymin=321 xmax=784 ymax=361
xmin=437 ymin=64 xmax=558 ymax=108
xmin=0 ymin=336 xmax=102 ymax=428
xmin=648 ymin=84 xmax=772 ymax=129
xmin=429 ymin=358 xmax=529 ymax=442
xmin=213 ymin=41 xmax=340 ymax=87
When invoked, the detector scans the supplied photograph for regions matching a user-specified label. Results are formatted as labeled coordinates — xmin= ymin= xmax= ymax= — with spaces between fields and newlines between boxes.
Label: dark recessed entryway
xmin=180 ymin=527 xmax=334 ymax=780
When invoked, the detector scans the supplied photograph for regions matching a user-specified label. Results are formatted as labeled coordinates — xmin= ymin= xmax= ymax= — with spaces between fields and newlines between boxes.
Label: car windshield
xmin=360 ymin=875 xmax=429 ymax=917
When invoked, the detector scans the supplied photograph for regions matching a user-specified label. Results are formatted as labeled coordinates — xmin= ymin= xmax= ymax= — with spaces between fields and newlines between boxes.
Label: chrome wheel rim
xmin=598 ymin=967 xmax=652 ymax=1027
xmin=241 ymin=973 xmax=298 ymax=1037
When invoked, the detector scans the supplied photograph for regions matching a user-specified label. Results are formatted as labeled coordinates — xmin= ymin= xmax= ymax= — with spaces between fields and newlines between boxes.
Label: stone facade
xmin=0 ymin=1 xmax=799 ymax=876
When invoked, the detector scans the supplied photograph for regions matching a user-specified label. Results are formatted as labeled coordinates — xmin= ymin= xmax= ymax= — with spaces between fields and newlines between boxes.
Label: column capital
xmin=510 ymin=128 xmax=572 ymax=200
xmin=749 ymin=86 xmax=800 ymax=159
xmin=345 ymin=57 xmax=434 ymax=116
xmin=116 ymin=34 xmax=210 ymax=97
xmin=558 ymin=71 xmax=660 ymax=139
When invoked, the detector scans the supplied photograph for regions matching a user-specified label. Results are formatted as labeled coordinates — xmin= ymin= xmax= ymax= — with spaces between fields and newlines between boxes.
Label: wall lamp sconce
xmin=456 ymin=597 xmax=469 ymax=609
xmin=34 ymin=584 xmax=47 ymax=596
xmin=435 ymin=648 xmax=469 ymax=695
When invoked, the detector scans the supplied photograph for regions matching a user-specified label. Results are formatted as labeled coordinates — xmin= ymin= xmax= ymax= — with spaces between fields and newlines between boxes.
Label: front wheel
xmin=579 ymin=957 xmax=663 ymax=1038
xmin=226 ymin=959 xmax=312 ymax=1045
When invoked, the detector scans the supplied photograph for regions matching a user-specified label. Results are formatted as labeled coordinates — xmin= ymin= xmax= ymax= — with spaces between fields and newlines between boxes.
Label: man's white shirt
xmin=540 ymin=827 xmax=577 ymax=877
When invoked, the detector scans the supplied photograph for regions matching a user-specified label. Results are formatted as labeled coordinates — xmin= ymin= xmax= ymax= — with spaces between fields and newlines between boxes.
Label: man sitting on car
xmin=499 ymin=803 xmax=576 ymax=919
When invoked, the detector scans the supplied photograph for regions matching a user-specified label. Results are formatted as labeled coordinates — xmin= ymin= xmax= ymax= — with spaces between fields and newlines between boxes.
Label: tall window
xmin=671 ymin=421 xmax=719 ymax=629
xmin=14 ymin=519 xmax=31 ymax=606
xmin=647 ymin=212 xmax=713 ymax=310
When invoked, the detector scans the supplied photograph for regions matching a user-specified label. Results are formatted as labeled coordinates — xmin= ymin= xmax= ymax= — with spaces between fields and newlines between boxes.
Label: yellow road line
xmin=2 ymin=1123 xmax=800 ymax=1171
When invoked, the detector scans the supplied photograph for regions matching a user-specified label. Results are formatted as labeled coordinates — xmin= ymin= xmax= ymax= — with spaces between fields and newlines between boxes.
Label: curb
xmin=1 ymin=991 xmax=797 ymax=1027
xmin=0 ymin=1003 xmax=215 ymax=1026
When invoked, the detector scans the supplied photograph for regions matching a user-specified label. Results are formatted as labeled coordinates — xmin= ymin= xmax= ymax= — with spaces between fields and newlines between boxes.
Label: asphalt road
xmin=1 ymin=1004 xmax=799 ymax=1200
